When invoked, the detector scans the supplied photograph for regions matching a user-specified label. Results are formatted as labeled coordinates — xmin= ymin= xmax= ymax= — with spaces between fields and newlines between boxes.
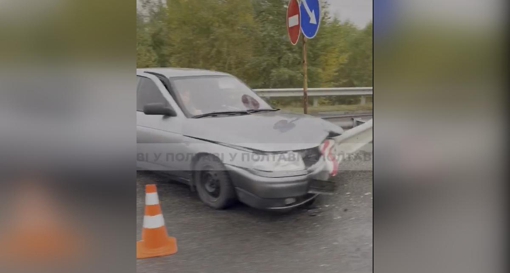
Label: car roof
xmin=137 ymin=67 xmax=230 ymax=78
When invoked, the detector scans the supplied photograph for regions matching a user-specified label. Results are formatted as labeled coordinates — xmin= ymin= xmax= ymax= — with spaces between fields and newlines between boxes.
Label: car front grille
xmin=297 ymin=147 xmax=322 ymax=168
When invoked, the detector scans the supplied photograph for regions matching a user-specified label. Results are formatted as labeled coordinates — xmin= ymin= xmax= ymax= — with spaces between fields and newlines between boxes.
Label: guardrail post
xmin=252 ymin=87 xmax=373 ymax=99
xmin=313 ymin=98 xmax=319 ymax=107
xmin=360 ymin=96 xmax=366 ymax=105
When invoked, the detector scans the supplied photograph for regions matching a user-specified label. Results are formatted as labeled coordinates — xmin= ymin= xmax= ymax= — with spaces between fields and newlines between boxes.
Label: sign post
xmin=302 ymin=37 xmax=308 ymax=114
xmin=299 ymin=0 xmax=321 ymax=114
xmin=287 ymin=0 xmax=320 ymax=114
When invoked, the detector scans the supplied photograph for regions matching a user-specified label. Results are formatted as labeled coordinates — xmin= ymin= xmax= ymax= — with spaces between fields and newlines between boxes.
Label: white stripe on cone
xmin=145 ymin=193 xmax=159 ymax=205
xmin=143 ymin=215 xmax=165 ymax=229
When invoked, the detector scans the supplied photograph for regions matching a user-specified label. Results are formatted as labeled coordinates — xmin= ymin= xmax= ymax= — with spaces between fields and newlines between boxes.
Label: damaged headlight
xmin=252 ymin=151 xmax=305 ymax=172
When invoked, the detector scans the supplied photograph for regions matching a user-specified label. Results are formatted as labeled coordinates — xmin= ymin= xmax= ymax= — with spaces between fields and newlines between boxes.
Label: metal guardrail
xmin=253 ymin=87 xmax=373 ymax=97
xmin=252 ymin=87 xmax=373 ymax=127
xmin=321 ymin=113 xmax=372 ymax=129
xmin=333 ymin=119 xmax=373 ymax=156
xmin=353 ymin=118 xmax=367 ymax=127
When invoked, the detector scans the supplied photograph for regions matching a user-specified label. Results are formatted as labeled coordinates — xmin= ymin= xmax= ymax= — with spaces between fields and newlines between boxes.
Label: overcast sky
xmin=326 ymin=0 xmax=372 ymax=28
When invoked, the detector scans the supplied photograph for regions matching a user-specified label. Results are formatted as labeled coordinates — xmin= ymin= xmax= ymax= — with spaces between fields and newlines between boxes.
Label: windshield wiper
xmin=247 ymin=108 xmax=280 ymax=113
xmin=192 ymin=111 xmax=250 ymax=119
xmin=192 ymin=109 xmax=280 ymax=118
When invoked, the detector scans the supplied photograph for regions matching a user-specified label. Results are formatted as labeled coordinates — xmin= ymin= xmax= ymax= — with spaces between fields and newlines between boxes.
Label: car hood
xmin=182 ymin=111 xmax=344 ymax=152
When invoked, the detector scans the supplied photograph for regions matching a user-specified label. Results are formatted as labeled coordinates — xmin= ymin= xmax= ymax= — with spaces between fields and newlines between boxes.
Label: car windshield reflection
xmin=172 ymin=76 xmax=273 ymax=117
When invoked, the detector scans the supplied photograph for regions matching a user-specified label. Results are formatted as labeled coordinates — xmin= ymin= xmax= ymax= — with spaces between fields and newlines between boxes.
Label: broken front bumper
xmin=225 ymin=158 xmax=336 ymax=209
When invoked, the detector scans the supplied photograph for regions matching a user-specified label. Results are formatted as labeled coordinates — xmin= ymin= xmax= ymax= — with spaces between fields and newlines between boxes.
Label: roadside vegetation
xmin=137 ymin=0 xmax=372 ymax=111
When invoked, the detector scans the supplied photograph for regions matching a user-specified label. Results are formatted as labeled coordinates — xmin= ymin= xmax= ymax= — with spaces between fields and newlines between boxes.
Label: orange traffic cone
xmin=137 ymin=184 xmax=177 ymax=259
xmin=0 ymin=180 xmax=85 ymax=269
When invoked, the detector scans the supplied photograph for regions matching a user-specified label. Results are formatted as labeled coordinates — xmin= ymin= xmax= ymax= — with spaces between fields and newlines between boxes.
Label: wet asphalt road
xmin=136 ymin=166 xmax=372 ymax=273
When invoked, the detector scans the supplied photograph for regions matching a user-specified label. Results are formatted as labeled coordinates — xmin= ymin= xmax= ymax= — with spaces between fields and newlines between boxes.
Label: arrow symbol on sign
xmin=301 ymin=0 xmax=317 ymax=24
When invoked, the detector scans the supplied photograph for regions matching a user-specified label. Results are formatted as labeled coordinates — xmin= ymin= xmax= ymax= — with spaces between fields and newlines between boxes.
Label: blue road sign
xmin=299 ymin=0 xmax=321 ymax=39
xmin=374 ymin=0 xmax=395 ymax=41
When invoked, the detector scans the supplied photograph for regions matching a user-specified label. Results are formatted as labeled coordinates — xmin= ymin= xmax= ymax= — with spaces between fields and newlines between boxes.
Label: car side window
xmin=137 ymin=77 xmax=167 ymax=112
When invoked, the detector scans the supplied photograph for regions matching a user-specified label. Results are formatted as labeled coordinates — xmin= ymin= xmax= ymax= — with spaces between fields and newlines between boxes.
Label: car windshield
xmin=172 ymin=76 xmax=273 ymax=117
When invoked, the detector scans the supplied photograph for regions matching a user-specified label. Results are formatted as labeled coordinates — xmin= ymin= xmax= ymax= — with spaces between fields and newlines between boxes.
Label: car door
xmin=136 ymin=73 xmax=186 ymax=172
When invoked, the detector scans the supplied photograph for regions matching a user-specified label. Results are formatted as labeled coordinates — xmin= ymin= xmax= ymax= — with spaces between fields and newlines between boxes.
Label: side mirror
xmin=143 ymin=103 xmax=177 ymax=117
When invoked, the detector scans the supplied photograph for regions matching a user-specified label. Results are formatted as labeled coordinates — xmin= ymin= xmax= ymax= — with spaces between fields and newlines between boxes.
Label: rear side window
xmin=137 ymin=77 xmax=167 ymax=111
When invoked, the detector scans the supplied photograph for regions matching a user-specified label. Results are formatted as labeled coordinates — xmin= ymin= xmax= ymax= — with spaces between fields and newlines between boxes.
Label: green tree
xmin=165 ymin=0 xmax=257 ymax=82
xmin=246 ymin=0 xmax=302 ymax=88
xmin=136 ymin=0 xmax=373 ymax=93
xmin=137 ymin=12 xmax=158 ymax=67
xmin=338 ymin=21 xmax=373 ymax=87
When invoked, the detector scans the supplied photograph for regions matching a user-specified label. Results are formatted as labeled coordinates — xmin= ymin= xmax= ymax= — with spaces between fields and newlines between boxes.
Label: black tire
xmin=193 ymin=155 xmax=237 ymax=209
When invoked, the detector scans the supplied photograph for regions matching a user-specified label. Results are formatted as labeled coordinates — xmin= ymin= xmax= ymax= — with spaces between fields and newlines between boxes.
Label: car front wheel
xmin=194 ymin=155 xmax=237 ymax=209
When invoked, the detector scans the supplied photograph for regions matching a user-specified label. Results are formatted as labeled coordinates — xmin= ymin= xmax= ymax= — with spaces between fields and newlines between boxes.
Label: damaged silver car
xmin=137 ymin=68 xmax=343 ymax=210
